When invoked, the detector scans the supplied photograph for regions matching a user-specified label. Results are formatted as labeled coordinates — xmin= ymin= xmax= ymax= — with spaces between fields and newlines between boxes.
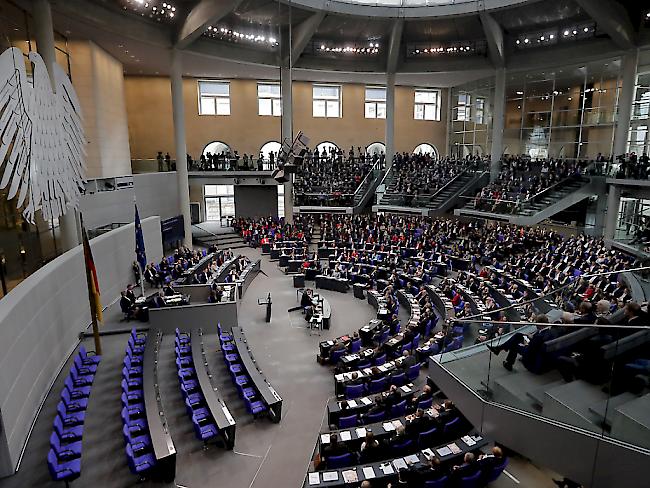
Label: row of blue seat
xmin=120 ymin=329 xmax=157 ymax=479
xmin=47 ymin=346 xmax=102 ymax=485
xmin=344 ymin=364 xmax=421 ymax=400
xmin=174 ymin=328 xmax=220 ymax=444
xmin=218 ymin=324 xmax=269 ymax=418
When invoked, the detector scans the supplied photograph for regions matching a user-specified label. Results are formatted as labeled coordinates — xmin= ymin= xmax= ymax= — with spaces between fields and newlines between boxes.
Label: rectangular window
xmin=204 ymin=185 xmax=235 ymax=221
xmin=277 ymin=184 xmax=285 ymax=218
xmin=456 ymin=93 xmax=471 ymax=121
xmin=414 ymin=89 xmax=441 ymax=121
xmin=313 ymin=84 xmax=341 ymax=118
xmin=365 ymin=86 xmax=386 ymax=119
xmin=198 ymin=81 xmax=230 ymax=115
xmin=475 ymin=97 xmax=485 ymax=124
xmin=258 ymin=82 xmax=282 ymax=116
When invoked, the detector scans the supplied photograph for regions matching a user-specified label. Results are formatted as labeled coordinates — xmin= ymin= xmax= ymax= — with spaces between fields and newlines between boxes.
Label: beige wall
xmin=69 ymin=41 xmax=132 ymax=178
xmin=124 ymin=76 xmax=448 ymax=160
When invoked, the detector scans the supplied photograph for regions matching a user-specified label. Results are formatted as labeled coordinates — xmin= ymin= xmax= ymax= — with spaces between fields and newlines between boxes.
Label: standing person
xmin=157 ymin=151 xmax=164 ymax=172
xmin=164 ymin=152 xmax=171 ymax=171
xmin=132 ymin=261 xmax=141 ymax=286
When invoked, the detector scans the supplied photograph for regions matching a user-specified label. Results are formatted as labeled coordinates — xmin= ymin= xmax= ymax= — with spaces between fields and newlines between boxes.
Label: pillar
xmin=490 ymin=67 xmax=506 ymax=182
xmin=281 ymin=66 xmax=293 ymax=224
xmin=33 ymin=0 xmax=79 ymax=251
xmin=604 ymin=185 xmax=621 ymax=240
xmin=170 ymin=49 xmax=192 ymax=246
xmin=385 ymin=73 xmax=396 ymax=167
xmin=613 ymin=49 xmax=639 ymax=158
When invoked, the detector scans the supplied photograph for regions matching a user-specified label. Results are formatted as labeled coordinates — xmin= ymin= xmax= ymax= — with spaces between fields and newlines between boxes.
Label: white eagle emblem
xmin=0 ymin=47 xmax=85 ymax=223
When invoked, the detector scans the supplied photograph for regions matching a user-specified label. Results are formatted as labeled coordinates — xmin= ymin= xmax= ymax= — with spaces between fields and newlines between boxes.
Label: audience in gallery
xmin=613 ymin=152 xmax=650 ymax=180
xmin=471 ymin=155 xmax=588 ymax=213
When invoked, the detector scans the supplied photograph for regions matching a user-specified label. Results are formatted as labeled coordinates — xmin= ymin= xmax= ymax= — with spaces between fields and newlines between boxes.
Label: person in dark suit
xmin=487 ymin=314 xmax=558 ymax=371
xmin=433 ymin=400 xmax=457 ymax=425
xmin=477 ymin=446 xmax=505 ymax=472
xmin=120 ymin=291 xmax=134 ymax=320
xmin=323 ymin=433 xmax=349 ymax=461
xmin=405 ymin=408 xmax=432 ymax=439
xmin=624 ymin=302 xmax=647 ymax=327
xmin=451 ymin=452 xmax=479 ymax=482
xmin=573 ymin=301 xmax=597 ymax=324
xmin=410 ymin=385 xmax=433 ymax=408
xmin=383 ymin=385 xmax=400 ymax=409
xmin=163 ymin=283 xmax=177 ymax=297
xmin=399 ymin=350 xmax=417 ymax=372
xmin=125 ymin=285 xmax=137 ymax=304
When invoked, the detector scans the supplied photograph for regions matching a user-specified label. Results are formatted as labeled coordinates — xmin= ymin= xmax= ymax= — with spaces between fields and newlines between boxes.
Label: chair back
xmin=327 ymin=452 xmax=354 ymax=469
xmin=391 ymin=399 xmax=407 ymax=417
xmin=365 ymin=410 xmax=385 ymax=424
xmin=406 ymin=364 xmax=420 ymax=381
xmin=349 ymin=338 xmax=362 ymax=353
xmin=338 ymin=414 xmax=358 ymax=429
xmin=391 ymin=438 xmax=413 ymax=456
xmin=483 ymin=458 xmax=508 ymax=483
xmin=424 ymin=476 xmax=448 ymax=487
xmin=330 ymin=348 xmax=346 ymax=364
xmin=417 ymin=426 xmax=438 ymax=448
xmin=368 ymin=377 xmax=388 ymax=394
xmin=459 ymin=470 xmax=481 ymax=488
xmin=443 ymin=416 xmax=461 ymax=436
xmin=391 ymin=372 xmax=406 ymax=386
xmin=417 ymin=397 xmax=433 ymax=410
xmin=373 ymin=353 xmax=387 ymax=366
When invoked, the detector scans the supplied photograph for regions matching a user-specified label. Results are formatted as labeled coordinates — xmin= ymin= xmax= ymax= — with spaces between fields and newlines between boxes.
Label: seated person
xmin=288 ymin=288 xmax=315 ymax=313
xmin=323 ymin=433 xmax=349 ymax=462
xmin=163 ymin=283 xmax=177 ymax=297
xmin=451 ymin=452 xmax=479 ymax=482
xmin=410 ymin=385 xmax=433 ymax=408
xmin=359 ymin=431 xmax=381 ymax=463
xmin=153 ymin=291 xmax=166 ymax=308
xmin=399 ymin=350 xmax=417 ymax=371
xmin=405 ymin=408 xmax=433 ymax=439
xmin=487 ymin=314 xmax=559 ymax=371
xmin=433 ymin=400 xmax=457 ymax=425
xmin=477 ymin=446 xmax=505 ymax=471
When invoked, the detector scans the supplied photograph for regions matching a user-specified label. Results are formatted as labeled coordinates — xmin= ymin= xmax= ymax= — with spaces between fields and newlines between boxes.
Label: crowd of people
xmin=470 ymin=156 xmax=588 ymax=213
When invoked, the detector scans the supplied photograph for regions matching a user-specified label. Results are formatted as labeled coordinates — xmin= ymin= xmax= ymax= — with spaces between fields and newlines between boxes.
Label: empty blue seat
xmin=73 ymin=355 xmax=97 ymax=376
xmin=63 ymin=377 xmax=91 ymax=399
xmin=364 ymin=410 xmax=385 ymax=424
xmin=224 ymin=353 xmax=239 ymax=365
xmin=218 ymin=323 xmax=233 ymax=343
xmin=78 ymin=345 xmax=101 ymax=366
xmin=391 ymin=438 xmax=414 ymax=456
xmin=229 ymin=364 xmax=243 ymax=376
xmin=131 ymin=328 xmax=146 ymax=346
xmin=50 ymin=431 xmax=82 ymax=461
xmin=175 ymin=328 xmax=190 ymax=345
xmin=123 ymin=357 xmax=143 ymax=377
xmin=390 ymin=399 xmax=407 ymax=417
xmin=53 ymin=416 xmax=83 ymax=443
xmin=57 ymin=402 xmax=85 ymax=427
xmin=121 ymin=407 xmax=147 ymax=431
xmin=349 ymin=338 xmax=362 ymax=353
xmin=417 ymin=427 xmax=438 ymax=448
xmin=330 ymin=348 xmax=346 ymax=364
xmin=60 ymin=389 xmax=88 ymax=413
xmin=338 ymin=414 xmax=358 ymax=429
xmin=367 ymin=377 xmax=388 ymax=394
xmin=235 ymin=375 xmax=249 ymax=387
xmin=423 ymin=475 xmax=448 ymax=487
xmin=459 ymin=470 xmax=481 ymax=488
xmin=122 ymin=424 xmax=151 ymax=452
xmin=373 ymin=353 xmax=387 ymax=366
xmin=406 ymin=364 xmax=421 ymax=382
xmin=47 ymin=448 xmax=81 ymax=484
xmin=482 ymin=458 xmax=508 ymax=483
xmin=417 ymin=397 xmax=433 ymax=410
xmin=442 ymin=417 xmax=461 ymax=437
xmin=327 ymin=452 xmax=355 ymax=469
xmin=344 ymin=383 xmax=366 ymax=400
xmin=125 ymin=443 xmax=156 ymax=475
xmin=357 ymin=360 xmax=371 ymax=371
xmin=121 ymin=380 xmax=143 ymax=403
xmin=390 ymin=372 xmax=406 ymax=386
xmin=70 ymin=367 xmax=94 ymax=387
xmin=125 ymin=347 xmax=143 ymax=366
xmin=192 ymin=417 xmax=219 ymax=442
xmin=244 ymin=397 xmax=268 ymax=417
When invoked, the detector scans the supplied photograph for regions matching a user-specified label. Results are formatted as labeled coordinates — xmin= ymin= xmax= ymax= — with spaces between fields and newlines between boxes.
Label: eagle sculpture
xmin=0 ymin=46 xmax=85 ymax=223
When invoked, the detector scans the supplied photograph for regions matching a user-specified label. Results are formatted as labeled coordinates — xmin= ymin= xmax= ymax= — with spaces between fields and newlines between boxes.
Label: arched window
xmin=366 ymin=142 xmax=386 ymax=156
xmin=413 ymin=143 xmax=438 ymax=158
xmin=259 ymin=141 xmax=281 ymax=161
xmin=202 ymin=141 xmax=231 ymax=157
xmin=316 ymin=141 xmax=339 ymax=155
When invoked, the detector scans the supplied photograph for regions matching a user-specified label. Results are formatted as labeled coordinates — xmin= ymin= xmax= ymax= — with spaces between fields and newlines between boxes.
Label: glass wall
xmin=503 ymin=59 xmax=621 ymax=160
xmin=628 ymin=71 xmax=650 ymax=156
xmin=204 ymin=185 xmax=235 ymax=223
xmin=450 ymin=78 xmax=493 ymax=158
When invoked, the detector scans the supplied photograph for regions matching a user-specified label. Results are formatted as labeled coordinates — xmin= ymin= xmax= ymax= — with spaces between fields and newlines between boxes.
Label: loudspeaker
xmin=272 ymin=169 xmax=287 ymax=183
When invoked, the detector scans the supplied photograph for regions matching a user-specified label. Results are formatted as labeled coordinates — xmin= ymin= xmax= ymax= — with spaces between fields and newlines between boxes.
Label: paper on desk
xmin=322 ymin=471 xmax=338 ymax=482
xmin=382 ymin=422 xmax=395 ymax=432
xmin=448 ymin=443 xmax=462 ymax=454
xmin=400 ymin=385 xmax=411 ymax=393
xmin=392 ymin=458 xmax=408 ymax=471
xmin=320 ymin=434 xmax=331 ymax=444
xmin=422 ymin=448 xmax=434 ymax=459
xmin=461 ymin=435 xmax=476 ymax=446
xmin=436 ymin=446 xmax=452 ymax=457
xmin=334 ymin=374 xmax=343 ymax=381
xmin=391 ymin=419 xmax=403 ymax=429
xmin=356 ymin=427 xmax=367 ymax=438
xmin=380 ymin=463 xmax=394 ymax=475
xmin=404 ymin=454 xmax=419 ymax=464
xmin=342 ymin=469 xmax=358 ymax=483
xmin=340 ymin=431 xmax=352 ymax=441
xmin=348 ymin=399 xmax=358 ymax=408
xmin=308 ymin=472 xmax=320 ymax=485
xmin=360 ymin=397 xmax=372 ymax=405
xmin=362 ymin=466 xmax=376 ymax=479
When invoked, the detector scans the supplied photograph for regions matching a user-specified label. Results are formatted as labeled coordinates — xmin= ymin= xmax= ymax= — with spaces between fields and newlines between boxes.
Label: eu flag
xmin=135 ymin=204 xmax=147 ymax=272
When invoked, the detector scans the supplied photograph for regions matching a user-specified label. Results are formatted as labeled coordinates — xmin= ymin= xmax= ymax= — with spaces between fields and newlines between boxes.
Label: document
xmin=400 ymin=385 xmax=411 ymax=393
xmin=342 ymin=469 xmax=358 ymax=483
xmin=347 ymin=399 xmax=358 ymax=408
xmin=436 ymin=446 xmax=452 ymax=457
xmin=422 ymin=448 xmax=434 ymax=459
xmin=391 ymin=419 xmax=403 ymax=429
xmin=308 ymin=472 xmax=320 ymax=485
xmin=382 ymin=422 xmax=395 ymax=432
xmin=340 ymin=431 xmax=352 ymax=442
xmin=320 ymin=434 xmax=331 ymax=444
xmin=392 ymin=458 xmax=408 ymax=471
xmin=461 ymin=435 xmax=476 ymax=446
xmin=404 ymin=454 xmax=419 ymax=464
xmin=356 ymin=427 xmax=368 ymax=438
xmin=448 ymin=443 xmax=462 ymax=454
xmin=360 ymin=397 xmax=372 ymax=405
xmin=362 ymin=466 xmax=376 ymax=479
xmin=380 ymin=463 xmax=394 ymax=475
xmin=322 ymin=471 xmax=338 ymax=482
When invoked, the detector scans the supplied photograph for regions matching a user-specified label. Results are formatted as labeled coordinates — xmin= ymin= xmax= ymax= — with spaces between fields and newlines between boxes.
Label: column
xmin=385 ymin=73 xmax=396 ymax=167
xmin=281 ymin=66 xmax=293 ymax=224
xmin=604 ymin=185 xmax=621 ymax=240
xmin=33 ymin=0 xmax=79 ymax=251
xmin=613 ymin=49 xmax=639 ymax=158
xmin=490 ymin=67 xmax=506 ymax=182
xmin=170 ymin=49 xmax=192 ymax=247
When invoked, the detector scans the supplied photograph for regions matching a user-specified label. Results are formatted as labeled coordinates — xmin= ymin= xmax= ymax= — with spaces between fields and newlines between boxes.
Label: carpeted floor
xmin=0 ymin=244 xmax=559 ymax=488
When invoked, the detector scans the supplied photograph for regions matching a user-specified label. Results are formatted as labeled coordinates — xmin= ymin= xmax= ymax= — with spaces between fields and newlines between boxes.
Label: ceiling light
xmin=563 ymin=30 xmax=570 ymax=36
xmin=583 ymin=27 xmax=589 ymax=32
xmin=524 ymin=38 xmax=529 ymax=43
xmin=549 ymin=34 xmax=554 ymax=39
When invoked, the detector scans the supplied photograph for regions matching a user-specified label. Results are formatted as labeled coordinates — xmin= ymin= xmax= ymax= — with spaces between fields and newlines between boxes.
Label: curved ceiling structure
xmin=19 ymin=0 xmax=650 ymax=82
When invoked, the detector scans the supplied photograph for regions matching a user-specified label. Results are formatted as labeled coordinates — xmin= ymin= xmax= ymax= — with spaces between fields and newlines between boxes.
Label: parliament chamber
xmin=0 ymin=1 xmax=650 ymax=488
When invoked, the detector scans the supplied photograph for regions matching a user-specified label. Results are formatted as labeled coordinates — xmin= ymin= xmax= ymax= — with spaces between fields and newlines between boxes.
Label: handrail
xmin=192 ymin=223 xmax=221 ymax=240
xmin=353 ymin=160 xmax=383 ymax=200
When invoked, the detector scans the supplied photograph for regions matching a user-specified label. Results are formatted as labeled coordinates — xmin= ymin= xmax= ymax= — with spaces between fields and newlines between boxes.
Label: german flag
xmin=81 ymin=215 xmax=103 ymax=323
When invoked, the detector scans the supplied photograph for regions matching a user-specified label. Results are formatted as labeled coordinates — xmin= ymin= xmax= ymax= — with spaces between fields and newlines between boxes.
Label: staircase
xmin=517 ymin=179 xmax=587 ymax=218
xmin=192 ymin=225 xmax=248 ymax=250
xmin=425 ymin=171 xmax=487 ymax=213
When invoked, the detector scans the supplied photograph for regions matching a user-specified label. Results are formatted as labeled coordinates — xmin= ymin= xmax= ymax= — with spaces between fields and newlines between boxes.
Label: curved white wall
xmin=0 ymin=216 xmax=162 ymax=475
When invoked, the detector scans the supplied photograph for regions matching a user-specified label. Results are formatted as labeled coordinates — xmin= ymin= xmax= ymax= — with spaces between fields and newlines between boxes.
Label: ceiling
xmin=9 ymin=0 xmax=650 ymax=83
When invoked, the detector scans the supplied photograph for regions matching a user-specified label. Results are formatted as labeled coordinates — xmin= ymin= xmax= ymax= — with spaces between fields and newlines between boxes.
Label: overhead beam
xmin=175 ymin=0 xmax=243 ymax=50
xmin=575 ymin=0 xmax=635 ymax=50
xmin=479 ymin=12 xmax=505 ymax=68
xmin=386 ymin=19 xmax=404 ymax=74
xmin=283 ymin=11 xmax=326 ymax=67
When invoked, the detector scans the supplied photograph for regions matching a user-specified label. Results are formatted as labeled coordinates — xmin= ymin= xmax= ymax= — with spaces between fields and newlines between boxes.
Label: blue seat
xmin=193 ymin=416 xmax=219 ymax=441
xmin=442 ymin=336 xmax=463 ymax=353
xmin=459 ymin=470 xmax=482 ymax=488
xmin=229 ymin=363 xmax=243 ymax=376
xmin=175 ymin=327 xmax=190 ymax=345
xmin=406 ymin=364 xmax=421 ymax=382
xmin=60 ymin=389 xmax=88 ymax=412
xmin=78 ymin=346 xmax=101 ymax=366
xmin=417 ymin=397 xmax=433 ymax=410
xmin=175 ymin=337 xmax=191 ymax=356
xmin=235 ymin=375 xmax=249 ymax=387
xmin=131 ymin=328 xmax=146 ymax=346
xmin=121 ymin=407 xmax=147 ymax=431
xmin=377 ymin=330 xmax=390 ymax=345
xmin=218 ymin=323 xmax=233 ymax=343
xmin=244 ymin=397 xmax=268 ymax=417
xmin=364 ymin=410 xmax=385 ymax=424
xmin=123 ymin=357 xmax=143 ymax=377
xmin=221 ymin=342 xmax=235 ymax=353
xmin=126 ymin=443 xmax=156 ymax=475
xmin=345 ymin=383 xmax=366 ymax=400
xmin=50 ymin=431 xmax=82 ymax=461
xmin=373 ymin=353 xmax=387 ymax=366
xmin=367 ymin=377 xmax=388 ymax=394
xmin=357 ymin=360 xmax=372 ymax=371
xmin=412 ymin=333 xmax=421 ymax=347
xmin=70 ymin=367 xmax=94 ymax=387
xmin=175 ymin=350 xmax=193 ymax=368
xmin=125 ymin=347 xmax=143 ymax=366
xmin=390 ymin=400 xmax=407 ymax=417
xmin=179 ymin=376 xmax=199 ymax=393
xmin=391 ymin=438 xmax=414 ymax=456
xmin=189 ymin=403 xmax=211 ymax=423
xmin=63 ymin=377 xmax=91 ymax=399
xmin=53 ymin=416 xmax=83 ymax=443
xmin=330 ymin=348 xmax=346 ymax=364
xmin=327 ymin=452 xmax=355 ymax=469
xmin=349 ymin=338 xmax=362 ymax=353
xmin=442 ymin=417 xmax=461 ymax=437
xmin=417 ymin=427 xmax=438 ymax=448
xmin=224 ymin=353 xmax=239 ymax=365
xmin=121 ymin=380 xmax=143 ymax=403
xmin=73 ymin=355 xmax=97 ymax=376
xmin=57 ymin=402 xmax=85 ymax=427
xmin=122 ymin=424 xmax=151 ymax=453
xmin=47 ymin=448 xmax=81 ymax=484
xmin=338 ymin=414 xmax=358 ymax=429
xmin=390 ymin=372 xmax=406 ymax=386
xmin=483 ymin=458 xmax=508 ymax=483
xmin=423 ymin=475 xmax=448 ymax=487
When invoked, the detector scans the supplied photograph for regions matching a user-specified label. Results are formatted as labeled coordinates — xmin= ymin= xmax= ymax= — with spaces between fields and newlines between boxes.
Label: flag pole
xmin=80 ymin=214 xmax=102 ymax=355
xmin=134 ymin=195 xmax=145 ymax=297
